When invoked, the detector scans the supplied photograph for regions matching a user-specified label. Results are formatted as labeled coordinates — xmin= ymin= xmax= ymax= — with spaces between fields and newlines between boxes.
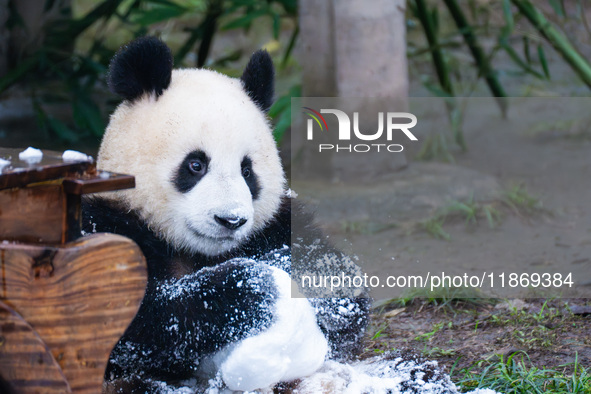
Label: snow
xmin=285 ymin=188 xmax=298 ymax=198
xmin=18 ymin=147 xmax=43 ymax=163
xmin=0 ymin=158 xmax=10 ymax=171
xmin=213 ymin=267 xmax=328 ymax=392
xmin=142 ymin=354 xmax=500 ymax=393
xmin=293 ymin=355 xmax=501 ymax=394
xmin=62 ymin=149 xmax=92 ymax=162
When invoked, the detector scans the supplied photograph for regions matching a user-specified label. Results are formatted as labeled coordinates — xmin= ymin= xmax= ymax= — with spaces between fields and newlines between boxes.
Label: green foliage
xmin=502 ymin=183 xmax=543 ymax=217
xmin=408 ymin=0 xmax=591 ymax=158
xmin=416 ymin=194 xmax=503 ymax=240
xmin=268 ymin=84 xmax=300 ymax=143
xmin=2 ymin=0 xmax=298 ymax=144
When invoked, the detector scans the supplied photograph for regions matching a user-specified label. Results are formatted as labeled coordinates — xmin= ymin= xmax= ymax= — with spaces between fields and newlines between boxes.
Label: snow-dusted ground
xmin=141 ymin=353 xmax=499 ymax=393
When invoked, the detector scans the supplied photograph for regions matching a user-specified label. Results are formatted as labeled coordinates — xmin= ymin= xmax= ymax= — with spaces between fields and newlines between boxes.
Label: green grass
xmin=455 ymin=352 xmax=591 ymax=393
xmin=502 ymin=184 xmax=544 ymax=217
xmin=416 ymin=132 xmax=456 ymax=163
xmin=487 ymin=300 xmax=567 ymax=351
xmin=374 ymin=285 xmax=495 ymax=313
xmin=415 ymin=322 xmax=445 ymax=341
xmin=340 ymin=220 xmax=398 ymax=235
xmin=420 ymin=215 xmax=451 ymax=240
xmin=417 ymin=196 xmax=501 ymax=240
xmin=415 ymin=185 xmax=543 ymax=240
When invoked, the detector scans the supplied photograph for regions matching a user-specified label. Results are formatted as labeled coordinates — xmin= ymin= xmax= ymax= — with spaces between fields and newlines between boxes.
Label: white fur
xmin=97 ymin=69 xmax=285 ymax=256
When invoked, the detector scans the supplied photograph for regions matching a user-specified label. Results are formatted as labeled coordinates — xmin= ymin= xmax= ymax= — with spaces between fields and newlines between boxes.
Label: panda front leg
xmin=210 ymin=264 xmax=329 ymax=392
xmin=106 ymin=260 xmax=278 ymax=386
xmin=108 ymin=258 xmax=328 ymax=392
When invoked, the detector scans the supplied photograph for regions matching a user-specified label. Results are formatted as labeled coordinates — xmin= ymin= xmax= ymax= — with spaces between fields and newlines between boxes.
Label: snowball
xmin=62 ymin=149 xmax=92 ymax=162
xmin=215 ymin=267 xmax=328 ymax=391
xmin=0 ymin=158 xmax=10 ymax=170
xmin=18 ymin=147 xmax=43 ymax=163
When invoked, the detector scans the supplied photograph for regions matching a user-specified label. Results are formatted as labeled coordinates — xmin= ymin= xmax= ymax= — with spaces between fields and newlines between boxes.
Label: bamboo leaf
xmin=523 ymin=36 xmax=532 ymax=64
xmin=499 ymin=39 xmax=545 ymax=79
xmin=281 ymin=24 xmax=299 ymax=68
xmin=76 ymin=99 xmax=105 ymax=137
xmin=47 ymin=117 xmax=80 ymax=142
xmin=276 ymin=0 xmax=297 ymax=16
xmin=512 ymin=0 xmax=591 ymax=89
xmin=269 ymin=85 xmax=300 ymax=143
xmin=0 ymin=56 xmax=38 ymax=93
xmin=222 ymin=9 xmax=267 ymax=30
xmin=421 ymin=80 xmax=453 ymax=98
xmin=537 ymin=44 xmax=551 ymax=79
xmin=548 ymin=0 xmax=566 ymax=17
xmin=272 ymin=111 xmax=290 ymax=143
xmin=131 ymin=4 xmax=187 ymax=26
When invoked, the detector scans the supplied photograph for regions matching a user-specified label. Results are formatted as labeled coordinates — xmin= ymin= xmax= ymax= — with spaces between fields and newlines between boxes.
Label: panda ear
xmin=241 ymin=50 xmax=275 ymax=113
xmin=108 ymin=36 xmax=173 ymax=101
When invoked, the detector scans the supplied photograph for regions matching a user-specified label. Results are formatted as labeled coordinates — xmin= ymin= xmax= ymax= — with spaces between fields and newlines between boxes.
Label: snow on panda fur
xmin=82 ymin=37 xmax=370 ymax=392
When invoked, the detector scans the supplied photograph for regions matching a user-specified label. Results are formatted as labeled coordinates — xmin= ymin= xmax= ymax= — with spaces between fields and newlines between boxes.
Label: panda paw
xmin=213 ymin=267 xmax=328 ymax=392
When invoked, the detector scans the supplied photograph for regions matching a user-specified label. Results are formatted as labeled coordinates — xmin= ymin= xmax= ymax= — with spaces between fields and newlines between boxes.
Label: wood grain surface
xmin=0 ymin=185 xmax=66 ymax=244
xmin=0 ymin=234 xmax=147 ymax=393
xmin=0 ymin=301 xmax=71 ymax=393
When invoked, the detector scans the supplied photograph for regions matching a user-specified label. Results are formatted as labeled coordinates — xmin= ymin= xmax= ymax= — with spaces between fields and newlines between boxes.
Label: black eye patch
xmin=241 ymin=156 xmax=260 ymax=200
xmin=173 ymin=150 xmax=210 ymax=193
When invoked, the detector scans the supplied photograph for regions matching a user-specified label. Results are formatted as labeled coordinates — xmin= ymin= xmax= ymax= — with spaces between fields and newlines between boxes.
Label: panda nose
xmin=214 ymin=215 xmax=247 ymax=230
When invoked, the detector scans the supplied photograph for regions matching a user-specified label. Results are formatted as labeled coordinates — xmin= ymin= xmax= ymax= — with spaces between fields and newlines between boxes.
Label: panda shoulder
xmin=81 ymin=197 xmax=167 ymax=259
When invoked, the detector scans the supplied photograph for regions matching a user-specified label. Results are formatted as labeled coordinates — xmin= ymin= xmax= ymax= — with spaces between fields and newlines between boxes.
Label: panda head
xmin=98 ymin=37 xmax=285 ymax=256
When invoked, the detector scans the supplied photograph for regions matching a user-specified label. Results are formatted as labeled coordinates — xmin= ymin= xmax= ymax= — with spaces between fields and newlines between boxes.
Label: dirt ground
xmin=363 ymin=298 xmax=591 ymax=376
xmin=294 ymin=94 xmax=591 ymax=380
xmin=292 ymin=16 xmax=591 ymax=380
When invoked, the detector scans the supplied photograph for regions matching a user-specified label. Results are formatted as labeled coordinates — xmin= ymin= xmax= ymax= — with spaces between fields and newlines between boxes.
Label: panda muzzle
xmin=214 ymin=215 xmax=248 ymax=230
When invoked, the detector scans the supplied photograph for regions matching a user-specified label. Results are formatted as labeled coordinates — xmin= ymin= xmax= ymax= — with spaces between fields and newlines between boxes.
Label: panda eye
xmin=189 ymin=159 xmax=206 ymax=174
xmin=242 ymin=166 xmax=251 ymax=178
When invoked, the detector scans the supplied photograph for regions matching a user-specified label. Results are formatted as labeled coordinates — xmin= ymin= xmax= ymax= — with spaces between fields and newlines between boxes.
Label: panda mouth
xmin=186 ymin=224 xmax=239 ymax=242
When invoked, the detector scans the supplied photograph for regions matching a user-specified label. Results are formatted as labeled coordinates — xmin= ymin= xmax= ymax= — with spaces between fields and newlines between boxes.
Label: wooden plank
xmin=62 ymin=172 xmax=135 ymax=195
xmin=0 ymin=301 xmax=71 ymax=393
xmin=0 ymin=185 xmax=66 ymax=244
xmin=0 ymin=234 xmax=147 ymax=393
xmin=0 ymin=149 xmax=93 ymax=191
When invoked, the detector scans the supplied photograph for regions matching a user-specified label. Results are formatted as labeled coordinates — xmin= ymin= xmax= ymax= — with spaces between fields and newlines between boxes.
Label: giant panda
xmin=82 ymin=37 xmax=370 ymax=392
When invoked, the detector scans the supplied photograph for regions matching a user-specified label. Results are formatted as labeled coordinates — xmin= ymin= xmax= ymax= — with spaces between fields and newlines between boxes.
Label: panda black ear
xmin=241 ymin=50 xmax=275 ymax=113
xmin=108 ymin=36 xmax=173 ymax=101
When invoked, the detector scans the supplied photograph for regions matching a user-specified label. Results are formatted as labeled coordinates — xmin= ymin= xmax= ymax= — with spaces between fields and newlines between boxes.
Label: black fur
xmin=241 ymin=156 xmax=260 ymax=200
xmin=82 ymin=197 xmax=369 ymax=385
xmin=108 ymin=36 xmax=173 ymax=101
xmin=240 ymin=50 xmax=275 ymax=113
xmin=173 ymin=150 xmax=210 ymax=193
